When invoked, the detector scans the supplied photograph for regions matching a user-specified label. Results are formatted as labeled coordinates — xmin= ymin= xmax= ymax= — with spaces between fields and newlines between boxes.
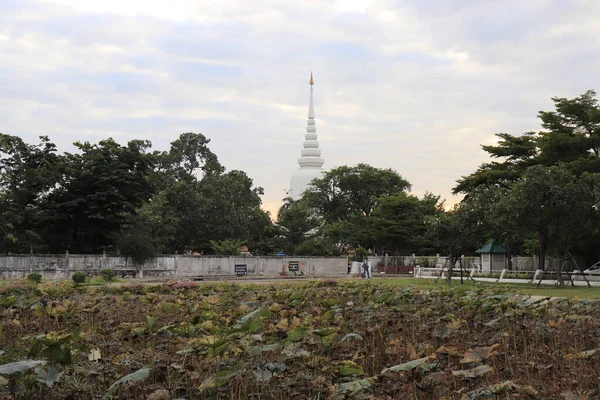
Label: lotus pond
xmin=0 ymin=279 xmax=599 ymax=399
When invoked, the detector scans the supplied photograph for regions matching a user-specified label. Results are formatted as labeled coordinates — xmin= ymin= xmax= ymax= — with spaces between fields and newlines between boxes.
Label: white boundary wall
xmin=0 ymin=253 xmax=586 ymax=280
xmin=0 ymin=254 xmax=349 ymax=279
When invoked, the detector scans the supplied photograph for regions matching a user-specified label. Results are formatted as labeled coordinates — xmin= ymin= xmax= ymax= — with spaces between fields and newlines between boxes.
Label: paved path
xmin=420 ymin=275 xmax=600 ymax=287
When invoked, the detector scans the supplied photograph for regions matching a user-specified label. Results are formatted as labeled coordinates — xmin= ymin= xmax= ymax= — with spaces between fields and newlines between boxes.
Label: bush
xmin=209 ymin=239 xmax=244 ymax=256
xmin=27 ymin=272 xmax=43 ymax=284
xmin=99 ymin=268 xmax=116 ymax=282
xmin=119 ymin=232 xmax=156 ymax=267
xmin=353 ymin=247 xmax=368 ymax=262
xmin=71 ymin=271 xmax=87 ymax=284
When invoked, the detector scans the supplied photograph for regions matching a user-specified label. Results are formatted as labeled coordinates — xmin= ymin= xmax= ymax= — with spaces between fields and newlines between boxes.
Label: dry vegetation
xmin=0 ymin=280 xmax=599 ymax=399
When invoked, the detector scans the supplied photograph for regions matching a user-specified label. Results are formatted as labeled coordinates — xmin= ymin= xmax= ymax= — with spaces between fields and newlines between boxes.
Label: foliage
xmin=106 ymin=367 xmax=150 ymax=397
xmin=303 ymin=163 xmax=411 ymax=223
xmin=453 ymin=90 xmax=600 ymax=265
xmin=27 ymin=272 xmax=42 ymax=284
xmin=493 ymin=165 xmax=599 ymax=270
xmin=293 ymin=237 xmax=341 ymax=256
xmin=118 ymin=231 xmax=157 ymax=267
xmin=426 ymin=198 xmax=483 ymax=283
xmin=353 ymin=247 xmax=368 ymax=262
xmin=70 ymin=271 xmax=86 ymax=284
xmin=274 ymin=197 xmax=321 ymax=255
xmin=300 ymin=164 xmax=440 ymax=255
xmin=454 ymin=90 xmax=600 ymax=195
xmin=0 ymin=360 xmax=47 ymax=376
xmin=363 ymin=192 xmax=440 ymax=254
xmin=0 ymin=281 xmax=598 ymax=398
xmin=0 ymin=134 xmax=62 ymax=253
xmin=41 ymin=138 xmax=155 ymax=253
xmin=0 ymin=132 xmax=272 ymax=254
xmin=209 ymin=239 xmax=244 ymax=256
xmin=99 ymin=268 xmax=116 ymax=282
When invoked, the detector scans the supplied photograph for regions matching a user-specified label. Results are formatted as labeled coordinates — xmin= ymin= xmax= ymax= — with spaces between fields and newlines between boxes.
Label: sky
xmin=2 ymin=0 xmax=599 ymax=216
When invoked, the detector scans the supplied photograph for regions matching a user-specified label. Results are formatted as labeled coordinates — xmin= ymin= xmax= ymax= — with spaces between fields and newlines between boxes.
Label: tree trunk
xmin=538 ymin=230 xmax=548 ymax=272
xmin=445 ymin=255 xmax=454 ymax=284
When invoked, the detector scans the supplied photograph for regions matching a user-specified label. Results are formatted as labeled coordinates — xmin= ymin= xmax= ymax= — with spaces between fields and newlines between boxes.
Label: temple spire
xmin=308 ymin=73 xmax=315 ymax=119
xmin=289 ymin=72 xmax=324 ymax=199
xmin=298 ymin=73 xmax=323 ymax=169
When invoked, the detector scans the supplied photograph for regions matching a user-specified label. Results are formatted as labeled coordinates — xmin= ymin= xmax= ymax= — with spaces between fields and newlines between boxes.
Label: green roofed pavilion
xmin=475 ymin=241 xmax=509 ymax=254
xmin=475 ymin=240 xmax=508 ymax=272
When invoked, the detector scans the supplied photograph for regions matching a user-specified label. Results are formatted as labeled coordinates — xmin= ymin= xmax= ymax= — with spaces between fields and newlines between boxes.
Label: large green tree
xmin=121 ymin=134 xmax=271 ymax=254
xmin=41 ymin=138 xmax=155 ymax=253
xmin=453 ymin=90 xmax=600 ymax=265
xmin=1 ymin=131 xmax=272 ymax=254
xmin=303 ymin=164 xmax=411 ymax=223
xmin=455 ymin=90 xmax=600 ymax=194
xmin=273 ymin=197 xmax=322 ymax=255
xmin=426 ymin=196 xmax=487 ymax=284
xmin=0 ymin=134 xmax=63 ymax=252
xmin=354 ymin=192 xmax=441 ymax=255
xmin=302 ymin=164 xmax=411 ymax=251
xmin=493 ymin=165 xmax=599 ymax=271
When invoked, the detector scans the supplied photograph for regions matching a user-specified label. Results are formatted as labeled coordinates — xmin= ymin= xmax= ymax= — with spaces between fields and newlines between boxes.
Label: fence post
xmin=497 ymin=269 xmax=507 ymax=282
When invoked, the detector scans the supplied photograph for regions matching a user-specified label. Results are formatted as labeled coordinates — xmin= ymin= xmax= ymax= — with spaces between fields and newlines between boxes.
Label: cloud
xmin=1 ymin=0 xmax=600 ymax=216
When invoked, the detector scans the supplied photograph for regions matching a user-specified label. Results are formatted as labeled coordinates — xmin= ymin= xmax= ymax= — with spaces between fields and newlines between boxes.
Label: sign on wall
xmin=234 ymin=264 xmax=247 ymax=277
xmin=288 ymin=261 xmax=299 ymax=272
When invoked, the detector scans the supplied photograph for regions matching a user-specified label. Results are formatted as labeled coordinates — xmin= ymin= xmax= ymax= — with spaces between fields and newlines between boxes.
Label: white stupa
xmin=289 ymin=73 xmax=324 ymax=200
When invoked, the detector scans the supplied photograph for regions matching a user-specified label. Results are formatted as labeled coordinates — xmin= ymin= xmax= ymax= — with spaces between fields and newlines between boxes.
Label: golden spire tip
xmin=309 ymin=72 xmax=314 ymax=85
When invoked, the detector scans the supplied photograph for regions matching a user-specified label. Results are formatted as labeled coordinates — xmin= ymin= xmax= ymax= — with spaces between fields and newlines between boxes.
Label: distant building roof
xmin=475 ymin=240 xmax=509 ymax=254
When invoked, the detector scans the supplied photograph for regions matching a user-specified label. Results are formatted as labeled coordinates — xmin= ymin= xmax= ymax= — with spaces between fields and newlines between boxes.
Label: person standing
xmin=362 ymin=258 xmax=371 ymax=279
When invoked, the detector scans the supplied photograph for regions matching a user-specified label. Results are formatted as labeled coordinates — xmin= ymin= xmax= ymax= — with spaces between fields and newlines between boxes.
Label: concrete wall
xmin=0 ymin=253 xmax=587 ymax=280
xmin=0 ymin=254 xmax=349 ymax=280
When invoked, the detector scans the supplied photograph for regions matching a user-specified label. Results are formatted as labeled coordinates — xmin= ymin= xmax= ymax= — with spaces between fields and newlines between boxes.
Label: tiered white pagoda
xmin=289 ymin=73 xmax=324 ymax=200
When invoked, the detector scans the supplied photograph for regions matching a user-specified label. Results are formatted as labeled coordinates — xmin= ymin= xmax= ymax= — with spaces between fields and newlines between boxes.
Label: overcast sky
xmin=2 ymin=0 xmax=599 ymax=215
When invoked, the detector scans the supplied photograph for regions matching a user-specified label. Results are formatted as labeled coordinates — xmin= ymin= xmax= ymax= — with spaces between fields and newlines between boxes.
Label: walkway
xmin=421 ymin=275 xmax=600 ymax=287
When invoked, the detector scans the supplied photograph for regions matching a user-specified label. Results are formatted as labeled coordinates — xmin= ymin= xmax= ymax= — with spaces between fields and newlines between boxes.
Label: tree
xmin=364 ymin=193 xmax=438 ymax=255
xmin=303 ymin=164 xmax=411 ymax=223
xmin=274 ymin=197 xmax=320 ymax=255
xmin=293 ymin=236 xmax=340 ymax=256
xmin=160 ymin=132 xmax=223 ymax=181
xmin=453 ymin=90 xmax=600 ymax=265
xmin=118 ymin=231 xmax=157 ymax=269
xmin=454 ymin=132 xmax=538 ymax=193
xmin=493 ymin=165 xmax=599 ymax=271
xmin=41 ymin=138 xmax=155 ymax=253
xmin=538 ymin=90 xmax=600 ymax=158
xmin=196 ymin=170 xmax=271 ymax=251
xmin=1 ymin=131 xmax=274 ymax=255
xmin=302 ymin=164 xmax=411 ymax=250
xmin=455 ymin=90 xmax=600 ymax=195
xmin=209 ymin=239 xmax=244 ymax=256
xmin=123 ymin=169 xmax=271 ymax=254
xmin=426 ymin=204 xmax=481 ymax=284
xmin=0 ymin=134 xmax=63 ymax=252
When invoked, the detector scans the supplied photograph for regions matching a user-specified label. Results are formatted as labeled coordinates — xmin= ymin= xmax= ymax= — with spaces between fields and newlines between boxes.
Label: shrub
xmin=27 ymin=272 xmax=43 ymax=284
xmin=119 ymin=232 xmax=156 ymax=267
xmin=353 ymin=247 xmax=368 ymax=262
xmin=99 ymin=268 xmax=116 ymax=282
xmin=209 ymin=239 xmax=244 ymax=255
xmin=320 ymin=276 xmax=339 ymax=286
xmin=71 ymin=271 xmax=87 ymax=284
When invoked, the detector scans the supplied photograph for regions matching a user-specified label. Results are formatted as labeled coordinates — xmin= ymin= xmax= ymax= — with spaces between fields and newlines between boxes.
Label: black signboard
xmin=288 ymin=261 xmax=299 ymax=272
xmin=234 ymin=264 xmax=247 ymax=277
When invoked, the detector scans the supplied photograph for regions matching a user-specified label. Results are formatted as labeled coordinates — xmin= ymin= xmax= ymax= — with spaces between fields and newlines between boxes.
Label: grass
xmin=375 ymin=276 xmax=600 ymax=299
